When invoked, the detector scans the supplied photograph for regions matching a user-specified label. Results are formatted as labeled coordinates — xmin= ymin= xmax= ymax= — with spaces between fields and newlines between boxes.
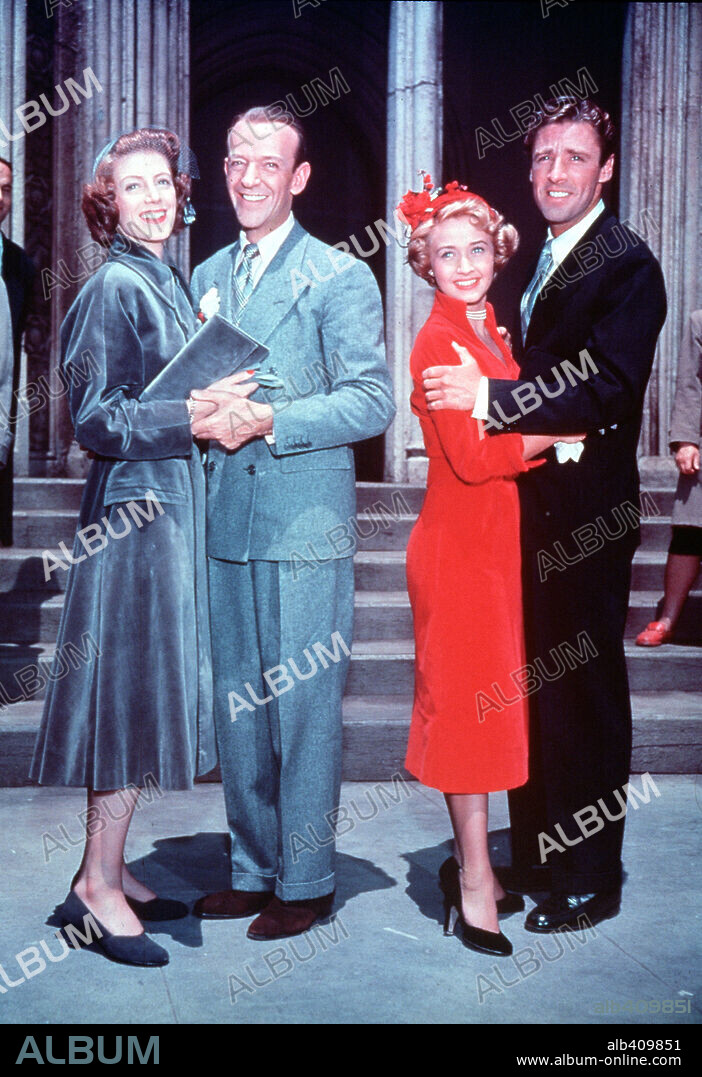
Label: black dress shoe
xmin=494 ymin=863 xmax=552 ymax=895
xmin=525 ymin=889 xmax=621 ymax=933
xmin=126 ymin=896 xmax=189 ymax=921
xmin=59 ymin=891 xmax=169 ymax=967
xmin=439 ymin=857 xmax=525 ymax=916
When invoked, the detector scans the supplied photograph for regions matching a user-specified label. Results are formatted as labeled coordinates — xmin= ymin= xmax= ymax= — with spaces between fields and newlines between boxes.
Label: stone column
xmin=51 ymin=0 xmax=191 ymax=475
xmin=384 ymin=0 xmax=443 ymax=482
xmin=0 ymin=0 xmax=28 ymax=474
xmin=620 ymin=2 xmax=702 ymax=458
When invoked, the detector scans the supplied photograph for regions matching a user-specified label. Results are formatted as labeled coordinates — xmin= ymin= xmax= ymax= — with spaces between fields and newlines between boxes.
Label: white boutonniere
xmin=197 ymin=286 xmax=220 ymax=324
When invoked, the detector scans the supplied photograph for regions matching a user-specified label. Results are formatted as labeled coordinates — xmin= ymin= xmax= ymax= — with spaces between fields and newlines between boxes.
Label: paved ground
xmin=0 ymin=776 xmax=700 ymax=1026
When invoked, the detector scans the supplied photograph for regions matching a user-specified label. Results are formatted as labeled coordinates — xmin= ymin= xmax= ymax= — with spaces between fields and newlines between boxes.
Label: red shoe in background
xmin=635 ymin=621 xmax=673 ymax=646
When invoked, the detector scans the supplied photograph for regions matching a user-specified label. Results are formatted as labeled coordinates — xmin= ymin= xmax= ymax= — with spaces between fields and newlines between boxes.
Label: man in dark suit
xmin=422 ymin=99 xmax=666 ymax=931
xmin=0 ymin=156 xmax=35 ymax=546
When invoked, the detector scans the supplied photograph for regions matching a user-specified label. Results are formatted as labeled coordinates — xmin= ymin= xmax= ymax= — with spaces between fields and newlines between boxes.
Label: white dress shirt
xmin=473 ymin=199 xmax=606 ymax=463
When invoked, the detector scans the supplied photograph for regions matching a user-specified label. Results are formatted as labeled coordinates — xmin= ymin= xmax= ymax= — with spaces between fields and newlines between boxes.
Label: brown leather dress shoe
xmin=192 ymin=889 xmax=273 ymax=920
xmin=246 ymin=892 xmax=335 ymax=940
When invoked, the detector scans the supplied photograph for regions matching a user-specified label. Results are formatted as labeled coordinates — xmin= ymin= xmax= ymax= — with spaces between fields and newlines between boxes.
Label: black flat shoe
xmin=439 ymin=856 xmax=525 ymax=916
xmin=525 ymin=889 xmax=621 ymax=933
xmin=126 ymin=896 xmax=189 ymax=921
xmin=59 ymin=890 xmax=169 ymax=967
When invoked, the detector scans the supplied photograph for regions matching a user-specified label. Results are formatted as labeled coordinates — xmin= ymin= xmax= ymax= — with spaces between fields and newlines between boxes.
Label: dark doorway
xmin=442 ymin=0 xmax=627 ymax=346
xmin=190 ymin=0 xmax=390 ymax=480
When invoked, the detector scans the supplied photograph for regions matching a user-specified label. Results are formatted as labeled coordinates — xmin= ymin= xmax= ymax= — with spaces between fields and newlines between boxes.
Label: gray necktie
xmin=233 ymin=242 xmax=260 ymax=321
xmin=521 ymin=238 xmax=553 ymax=344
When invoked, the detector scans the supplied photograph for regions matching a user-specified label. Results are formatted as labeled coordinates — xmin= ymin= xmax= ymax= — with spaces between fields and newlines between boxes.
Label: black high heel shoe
xmin=59 ymin=890 xmax=169 ymax=967
xmin=439 ymin=856 xmax=525 ymax=915
xmin=438 ymin=857 xmax=513 ymax=958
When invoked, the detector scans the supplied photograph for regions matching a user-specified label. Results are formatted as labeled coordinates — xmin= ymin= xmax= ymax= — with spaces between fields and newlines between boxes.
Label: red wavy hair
xmin=82 ymin=128 xmax=191 ymax=247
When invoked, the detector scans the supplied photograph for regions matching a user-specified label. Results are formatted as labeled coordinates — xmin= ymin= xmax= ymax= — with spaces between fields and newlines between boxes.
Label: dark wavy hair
xmin=82 ymin=128 xmax=191 ymax=247
xmin=523 ymin=97 xmax=615 ymax=165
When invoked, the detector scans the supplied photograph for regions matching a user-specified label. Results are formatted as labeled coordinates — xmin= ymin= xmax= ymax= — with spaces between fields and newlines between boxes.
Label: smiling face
xmin=530 ymin=120 xmax=614 ymax=237
xmin=224 ymin=120 xmax=310 ymax=241
xmin=112 ymin=150 xmax=177 ymax=257
xmin=0 ymin=162 xmax=12 ymax=227
xmin=427 ymin=215 xmax=496 ymax=308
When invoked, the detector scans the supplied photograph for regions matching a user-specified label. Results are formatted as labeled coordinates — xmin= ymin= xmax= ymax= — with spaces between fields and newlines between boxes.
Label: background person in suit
xmin=0 ymin=157 xmax=35 ymax=546
xmin=636 ymin=310 xmax=702 ymax=646
xmin=0 ymin=277 xmax=13 ymax=474
xmin=188 ymin=108 xmax=395 ymax=940
xmin=420 ymin=98 xmax=666 ymax=932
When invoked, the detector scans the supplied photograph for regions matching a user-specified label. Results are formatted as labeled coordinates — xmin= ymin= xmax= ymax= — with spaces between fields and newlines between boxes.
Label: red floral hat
xmin=396 ymin=172 xmax=496 ymax=231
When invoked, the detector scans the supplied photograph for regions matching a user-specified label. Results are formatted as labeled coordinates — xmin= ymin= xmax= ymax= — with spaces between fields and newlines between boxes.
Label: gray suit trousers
xmin=208 ymin=555 xmax=354 ymax=900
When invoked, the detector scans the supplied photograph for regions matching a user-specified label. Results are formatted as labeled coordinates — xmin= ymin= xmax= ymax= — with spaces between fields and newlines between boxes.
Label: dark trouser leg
xmin=526 ymin=538 xmax=635 ymax=894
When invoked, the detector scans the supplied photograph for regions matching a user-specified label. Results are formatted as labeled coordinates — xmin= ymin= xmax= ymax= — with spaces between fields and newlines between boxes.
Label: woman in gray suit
xmin=637 ymin=311 xmax=702 ymax=645
xmin=30 ymin=128 xmax=237 ymax=966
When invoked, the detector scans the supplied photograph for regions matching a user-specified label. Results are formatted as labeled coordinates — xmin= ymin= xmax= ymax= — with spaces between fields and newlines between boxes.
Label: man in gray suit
xmin=188 ymin=108 xmax=395 ymax=939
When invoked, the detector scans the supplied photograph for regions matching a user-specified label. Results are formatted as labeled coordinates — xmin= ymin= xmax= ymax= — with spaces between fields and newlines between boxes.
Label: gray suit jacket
xmin=669 ymin=309 xmax=702 ymax=528
xmin=191 ymin=221 xmax=395 ymax=562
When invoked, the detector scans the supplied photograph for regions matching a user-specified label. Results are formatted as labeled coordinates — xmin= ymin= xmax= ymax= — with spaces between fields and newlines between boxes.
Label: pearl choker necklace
xmin=465 ymin=308 xmax=487 ymax=322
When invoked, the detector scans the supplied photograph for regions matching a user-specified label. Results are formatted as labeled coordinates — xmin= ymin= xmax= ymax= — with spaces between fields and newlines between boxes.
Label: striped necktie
xmin=233 ymin=242 xmax=260 ymax=321
xmin=520 ymin=238 xmax=553 ymax=344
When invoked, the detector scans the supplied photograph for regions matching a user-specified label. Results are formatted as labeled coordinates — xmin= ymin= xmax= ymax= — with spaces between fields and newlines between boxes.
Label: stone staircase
xmin=0 ymin=473 xmax=700 ymax=784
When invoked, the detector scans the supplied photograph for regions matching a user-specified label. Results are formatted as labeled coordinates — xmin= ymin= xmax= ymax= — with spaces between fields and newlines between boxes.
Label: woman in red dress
xmin=398 ymin=179 xmax=582 ymax=957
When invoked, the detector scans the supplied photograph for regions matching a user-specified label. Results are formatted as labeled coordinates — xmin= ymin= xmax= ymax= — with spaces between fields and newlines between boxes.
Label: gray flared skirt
xmin=29 ymin=449 xmax=217 ymax=790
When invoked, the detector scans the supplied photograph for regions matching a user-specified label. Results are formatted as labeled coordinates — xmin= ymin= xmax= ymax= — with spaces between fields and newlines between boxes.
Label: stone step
xmin=0 ymin=543 xmax=682 ymax=603
xmin=6 ymin=637 xmax=701 ymax=704
xmin=0 ymin=547 xmax=412 ymax=594
xmin=6 ymin=503 xmax=676 ymax=553
xmin=345 ymin=639 xmax=702 ymax=694
xmin=3 ymin=586 xmax=699 ymax=647
xmin=0 ymin=589 xmax=417 ymax=645
xmin=9 ymin=508 xmax=423 ymax=552
xmin=0 ymin=549 xmax=68 ymax=593
xmin=0 ymin=593 xmax=65 ymax=642
xmin=12 ymin=478 xmax=85 ymax=511
xmin=2 ymin=691 xmax=700 ymax=785
xmin=13 ymin=477 xmax=678 ymax=517
xmin=13 ymin=479 xmax=429 ymax=514
xmin=630 ymin=550 xmax=670 ymax=591
xmin=626 ymin=591 xmax=702 ymax=643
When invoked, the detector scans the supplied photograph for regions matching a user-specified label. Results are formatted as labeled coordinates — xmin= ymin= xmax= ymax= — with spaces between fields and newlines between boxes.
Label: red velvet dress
xmin=405 ymin=290 xmax=536 ymax=793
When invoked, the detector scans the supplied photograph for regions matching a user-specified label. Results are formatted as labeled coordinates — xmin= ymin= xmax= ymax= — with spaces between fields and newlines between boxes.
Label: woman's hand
xmin=202 ymin=369 xmax=259 ymax=395
xmin=674 ymin=442 xmax=700 ymax=475
xmin=556 ymin=433 xmax=587 ymax=444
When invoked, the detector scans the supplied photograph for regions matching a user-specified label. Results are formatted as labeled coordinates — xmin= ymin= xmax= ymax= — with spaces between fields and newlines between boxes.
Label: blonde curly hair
xmin=408 ymin=197 xmax=519 ymax=285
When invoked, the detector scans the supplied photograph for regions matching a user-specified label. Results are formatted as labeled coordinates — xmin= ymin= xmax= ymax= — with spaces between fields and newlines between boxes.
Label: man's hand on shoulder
xmin=423 ymin=342 xmax=482 ymax=411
